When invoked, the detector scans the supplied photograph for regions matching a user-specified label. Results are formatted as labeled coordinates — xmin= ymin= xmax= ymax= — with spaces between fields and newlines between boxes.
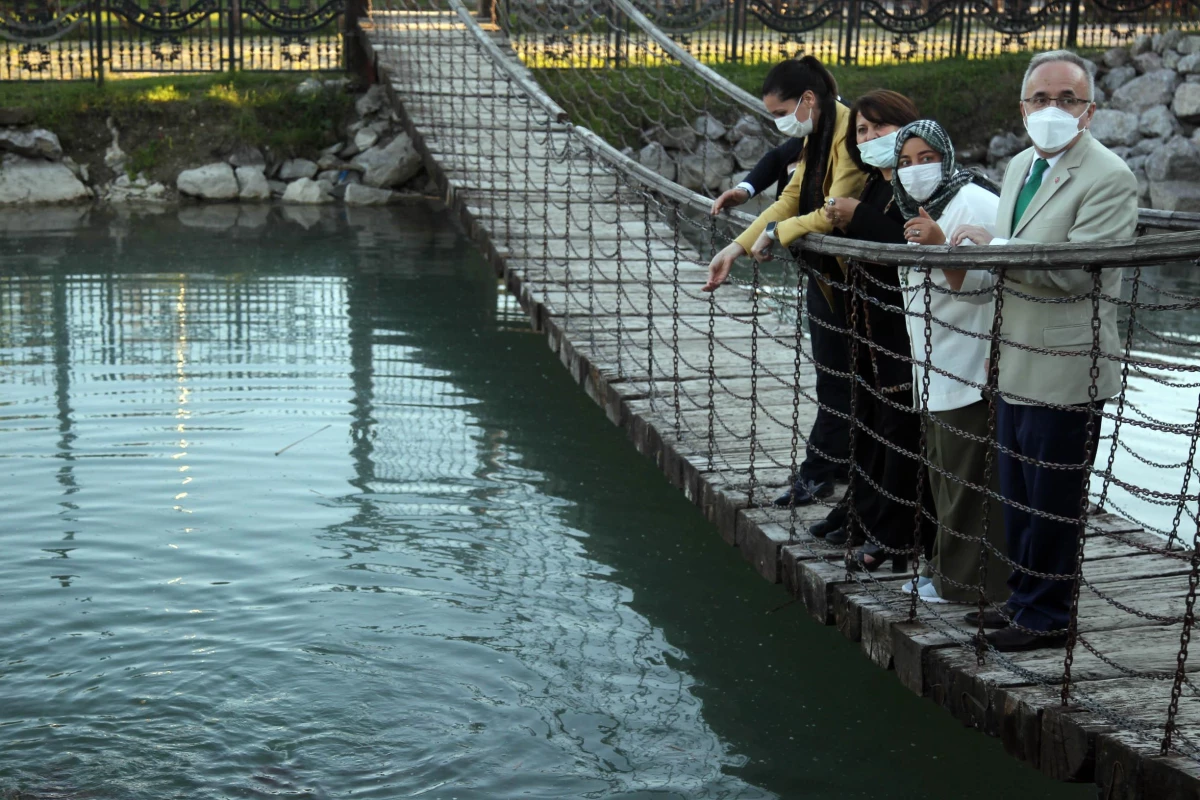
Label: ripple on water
xmin=0 ymin=210 xmax=767 ymax=800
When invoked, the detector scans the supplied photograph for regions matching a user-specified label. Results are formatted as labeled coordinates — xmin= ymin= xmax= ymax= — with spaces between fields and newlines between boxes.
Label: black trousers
xmin=799 ymin=275 xmax=852 ymax=484
xmin=849 ymin=385 xmax=935 ymax=553
xmin=997 ymin=398 xmax=1106 ymax=632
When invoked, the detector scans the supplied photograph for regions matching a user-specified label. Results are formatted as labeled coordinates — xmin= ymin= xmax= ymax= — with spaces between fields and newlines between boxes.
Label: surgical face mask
xmin=897 ymin=162 xmax=944 ymax=203
xmin=775 ymin=100 xmax=814 ymax=138
xmin=858 ymin=130 xmax=899 ymax=168
xmin=1024 ymin=106 xmax=1086 ymax=153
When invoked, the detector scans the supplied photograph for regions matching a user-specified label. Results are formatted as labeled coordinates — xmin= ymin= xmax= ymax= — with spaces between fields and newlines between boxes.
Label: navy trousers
xmin=996 ymin=397 xmax=1105 ymax=632
xmin=799 ymin=275 xmax=851 ymax=484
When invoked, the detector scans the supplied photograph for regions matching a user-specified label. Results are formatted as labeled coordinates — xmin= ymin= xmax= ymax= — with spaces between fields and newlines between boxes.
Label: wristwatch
xmin=764 ymin=221 xmax=779 ymax=242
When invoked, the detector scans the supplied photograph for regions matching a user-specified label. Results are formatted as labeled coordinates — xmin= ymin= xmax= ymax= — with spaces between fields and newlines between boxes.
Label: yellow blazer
xmin=733 ymin=102 xmax=867 ymax=252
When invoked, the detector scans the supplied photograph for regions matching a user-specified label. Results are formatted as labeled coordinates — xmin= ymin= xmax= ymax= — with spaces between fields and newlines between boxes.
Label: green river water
xmin=0 ymin=204 xmax=1109 ymax=799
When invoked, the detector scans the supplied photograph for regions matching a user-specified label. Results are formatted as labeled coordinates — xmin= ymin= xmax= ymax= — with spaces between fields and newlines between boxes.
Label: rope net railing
xmin=366 ymin=0 xmax=1200 ymax=771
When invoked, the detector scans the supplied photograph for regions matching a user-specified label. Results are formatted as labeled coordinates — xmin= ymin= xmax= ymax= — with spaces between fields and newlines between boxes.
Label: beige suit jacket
xmin=991 ymin=131 xmax=1138 ymax=406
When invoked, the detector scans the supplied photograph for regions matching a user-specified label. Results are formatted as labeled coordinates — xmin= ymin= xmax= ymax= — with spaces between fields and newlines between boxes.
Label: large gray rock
xmin=0 ymin=154 xmax=90 ymax=204
xmin=1173 ymin=82 xmax=1200 ymax=122
xmin=1132 ymin=136 xmax=1165 ymax=156
xmin=0 ymin=128 xmax=62 ymax=160
xmin=1177 ymin=35 xmax=1200 ymax=56
xmin=281 ymin=177 xmax=333 ymax=204
xmin=1111 ymin=70 xmax=1181 ymax=114
xmin=354 ymin=128 xmax=379 ymax=152
xmin=692 ymin=113 xmax=727 ymax=141
xmin=355 ymin=85 xmax=387 ymax=118
xmin=1150 ymin=180 xmax=1200 ymax=212
xmin=733 ymin=135 xmax=770 ymax=170
xmin=1133 ymin=51 xmax=1164 ymax=74
xmin=1103 ymin=46 xmax=1131 ymax=68
xmin=676 ymin=140 xmax=734 ymax=192
xmin=279 ymin=158 xmax=318 ymax=181
xmin=1164 ymin=50 xmax=1183 ymax=71
xmin=177 ymin=162 xmax=239 ymax=200
xmin=726 ymin=114 xmax=764 ymax=144
xmin=235 ymin=166 xmax=270 ymax=201
xmin=1160 ymin=30 xmax=1185 ymax=54
xmin=646 ymin=124 xmax=697 ymax=151
xmin=351 ymin=132 xmax=421 ymax=189
xmin=637 ymin=142 xmax=676 ymax=182
xmin=988 ymin=131 xmax=1029 ymax=162
xmin=1131 ymin=34 xmax=1153 ymax=56
xmin=1145 ymin=135 xmax=1200 ymax=182
xmin=1178 ymin=52 xmax=1200 ymax=74
xmin=1140 ymin=104 xmax=1181 ymax=139
xmin=1089 ymin=109 xmax=1141 ymax=146
xmin=1102 ymin=65 xmax=1137 ymax=94
xmin=344 ymin=183 xmax=396 ymax=206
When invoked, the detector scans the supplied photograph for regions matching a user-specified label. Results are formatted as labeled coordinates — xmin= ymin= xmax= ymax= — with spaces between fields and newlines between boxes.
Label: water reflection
xmin=0 ymin=206 xmax=1084 ymax=800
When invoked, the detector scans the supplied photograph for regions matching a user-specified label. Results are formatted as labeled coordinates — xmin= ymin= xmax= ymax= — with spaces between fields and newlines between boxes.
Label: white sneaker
xmin=899 ymin=576 xmax=949 ymax=604
xmin=917 ymin=580 xmax=949 ymax=604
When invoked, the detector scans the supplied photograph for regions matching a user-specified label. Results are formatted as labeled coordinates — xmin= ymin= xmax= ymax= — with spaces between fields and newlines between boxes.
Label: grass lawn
xmin=0 ymin=72 xmax=353 ymax=183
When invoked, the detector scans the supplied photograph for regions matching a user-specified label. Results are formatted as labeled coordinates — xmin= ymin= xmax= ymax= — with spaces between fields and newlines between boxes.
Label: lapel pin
xmin=1054 ymin=177 xmax=1060 ymax=183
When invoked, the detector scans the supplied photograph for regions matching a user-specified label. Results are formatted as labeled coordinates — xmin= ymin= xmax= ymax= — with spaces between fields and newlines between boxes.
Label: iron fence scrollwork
xmin=1 ymin=0 xmax=348 ymax=81
xmin=498 ymin=0 xmax=1199 ymax=65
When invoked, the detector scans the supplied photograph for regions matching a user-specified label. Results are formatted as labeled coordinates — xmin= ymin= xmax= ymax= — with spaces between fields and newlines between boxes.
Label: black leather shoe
xmin=964 ymin=605 xmax=1017 ymax=630
xmin=824 ymin=525 xmax=865 ymax=548
xmin=809 ymin=510 xmax=845 ymax=539
xmin=772 ymin=477 xmax=833 ymax=508
xmin=978 ymin=626 xmax=1068 ymax=652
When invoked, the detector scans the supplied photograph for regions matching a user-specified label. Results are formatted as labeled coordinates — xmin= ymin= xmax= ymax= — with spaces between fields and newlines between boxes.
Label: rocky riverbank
xmin=629 ymin=28 xmax=1200 ymax=214
xmin=0 ymin=82 xmax=430 ymax=208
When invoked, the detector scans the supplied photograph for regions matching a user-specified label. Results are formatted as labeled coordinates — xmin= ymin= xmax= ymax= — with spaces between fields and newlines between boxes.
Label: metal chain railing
xmin=364 ymin=0 xmax=1200 ymax=780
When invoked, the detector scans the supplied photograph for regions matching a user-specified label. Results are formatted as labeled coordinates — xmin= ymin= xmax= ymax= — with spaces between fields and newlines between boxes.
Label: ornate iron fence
xmin=499 ymin=0 xmax=1200 ymax=64
xmin=0 ymin=0 xmax=349 ymax=81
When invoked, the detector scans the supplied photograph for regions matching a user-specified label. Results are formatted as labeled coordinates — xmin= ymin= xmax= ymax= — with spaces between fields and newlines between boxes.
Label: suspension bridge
xmin=359 ymin=2 xmax=1200 ymax=795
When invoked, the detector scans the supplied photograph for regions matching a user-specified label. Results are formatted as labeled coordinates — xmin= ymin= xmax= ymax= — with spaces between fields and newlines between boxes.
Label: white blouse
xmin=902 ymin=182 xmax=1000 ymax=413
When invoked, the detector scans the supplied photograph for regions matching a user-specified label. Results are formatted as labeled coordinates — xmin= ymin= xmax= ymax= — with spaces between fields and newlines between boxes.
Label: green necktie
xmin=1012 ymin=158 xmax=1049 ymax=229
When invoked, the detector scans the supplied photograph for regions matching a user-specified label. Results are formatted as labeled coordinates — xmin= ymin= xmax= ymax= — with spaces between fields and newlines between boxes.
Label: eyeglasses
xmin=1021 ymin=95 xmax=1092 ymax=111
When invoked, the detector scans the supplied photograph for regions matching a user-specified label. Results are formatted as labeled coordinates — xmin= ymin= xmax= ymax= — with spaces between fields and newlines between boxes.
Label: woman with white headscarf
xmin=889 ymin=119 xmax=1010 ymax=606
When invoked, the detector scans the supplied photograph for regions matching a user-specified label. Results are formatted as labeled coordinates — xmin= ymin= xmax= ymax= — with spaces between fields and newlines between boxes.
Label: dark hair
xmin=761 ymin=56 xmax=839 ymax=217
xmin=847 ymin=90 xmax=920 ymax=174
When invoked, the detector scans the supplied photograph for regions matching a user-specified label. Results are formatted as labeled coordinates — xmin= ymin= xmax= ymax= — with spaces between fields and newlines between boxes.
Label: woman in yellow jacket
xmin=705 ymin=56 xmax=868 ymax=507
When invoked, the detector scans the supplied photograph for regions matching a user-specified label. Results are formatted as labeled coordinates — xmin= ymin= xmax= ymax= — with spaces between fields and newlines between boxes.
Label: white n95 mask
xmin=897 ymin=162 xmax=943 ymax=202
xmin=775 ymin=102 xmax=814 ymax=139
xmin=1024 ymin=106 xmax=1085 ymax=153
xmin=858 ymin=131 xmax=898 ymax=168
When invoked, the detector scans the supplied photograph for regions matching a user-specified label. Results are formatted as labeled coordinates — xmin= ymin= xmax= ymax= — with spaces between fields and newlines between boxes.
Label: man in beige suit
xmin=946 ymin=50 xmax=1138 ymax=651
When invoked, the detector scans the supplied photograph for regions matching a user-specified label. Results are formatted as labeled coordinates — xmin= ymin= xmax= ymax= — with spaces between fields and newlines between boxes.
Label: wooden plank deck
xmin=364 ymin=11 xmax=1200 ymax=798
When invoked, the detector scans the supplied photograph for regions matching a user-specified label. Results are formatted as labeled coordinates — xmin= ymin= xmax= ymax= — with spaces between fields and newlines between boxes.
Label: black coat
xmin=839 ymin=173 xmax=913 ymax=392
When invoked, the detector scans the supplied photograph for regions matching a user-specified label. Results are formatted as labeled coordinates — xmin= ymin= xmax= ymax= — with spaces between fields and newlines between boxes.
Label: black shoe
xmin=809 ymin=508 xmax=846 ymax=539
xmin=978 ymin=626 xmax=1068 ymax=653
xmin=964 ymin=605 xmax=1017 ymax=630
xmin=847 ymin=543 xmax=907 ymax=573
xmin=823 ymin=526 xmax=864 ymax=548
xmin=772 ymin=477 xmax=833 ymax=508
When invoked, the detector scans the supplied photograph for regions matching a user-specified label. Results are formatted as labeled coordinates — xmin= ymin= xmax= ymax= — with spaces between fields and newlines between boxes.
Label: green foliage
xmin=1 ymin=72 xmax=352 ymax=159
